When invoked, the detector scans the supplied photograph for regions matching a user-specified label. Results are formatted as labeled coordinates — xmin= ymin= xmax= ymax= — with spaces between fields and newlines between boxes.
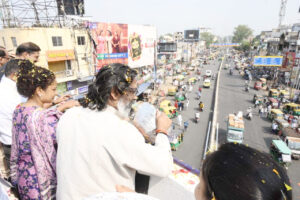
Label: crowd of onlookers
xmin=0 ymin=42 xmax=294 ymax=200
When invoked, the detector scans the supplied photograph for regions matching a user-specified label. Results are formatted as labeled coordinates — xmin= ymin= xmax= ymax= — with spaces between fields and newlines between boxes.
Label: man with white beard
xmin=55 ymin=63 xmax=173 ymax=200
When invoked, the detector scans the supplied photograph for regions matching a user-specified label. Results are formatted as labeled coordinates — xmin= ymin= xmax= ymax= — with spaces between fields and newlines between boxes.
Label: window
xmin=52 ymin=36 xmax=63 ymax=46
xmin=11 ymin=37 xmax=17 ymax=47
xmin=2 ymin=37 xmax=6 ymax=48
xmin=65 ymin=60 xmax=72 ymax=70
xmin=77 ymin=36 xmax=85 ymax=45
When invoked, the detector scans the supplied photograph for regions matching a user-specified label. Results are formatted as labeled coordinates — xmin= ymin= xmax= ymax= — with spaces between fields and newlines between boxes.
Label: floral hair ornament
xmin=284 ymin=183 xmax=292 ymax=191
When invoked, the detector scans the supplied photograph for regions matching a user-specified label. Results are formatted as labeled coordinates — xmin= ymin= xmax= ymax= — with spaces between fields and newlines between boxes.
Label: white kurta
xmin=56 ymin=106 xmax=173 ymax=200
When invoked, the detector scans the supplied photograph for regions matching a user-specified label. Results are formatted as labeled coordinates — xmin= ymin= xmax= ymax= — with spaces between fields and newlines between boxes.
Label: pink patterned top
xmin=10 ymin=105 xmax=62 ymax=200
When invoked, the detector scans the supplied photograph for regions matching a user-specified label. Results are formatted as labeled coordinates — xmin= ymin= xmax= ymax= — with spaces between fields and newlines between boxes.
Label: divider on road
xmin=208 ymin=58 xmax=224 ymax=153
xmin=203 ymin=121 xmax=212 ymax=160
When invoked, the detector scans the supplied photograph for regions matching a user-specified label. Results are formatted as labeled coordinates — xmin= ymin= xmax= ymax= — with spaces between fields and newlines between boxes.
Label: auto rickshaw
xmin=176 ymin=75 xmax=185 ymax=81
xmin=175 ymin=92 xmax=185 ymax=102
xmin=253 ymin=94 xmax=263 ymax=104
xmin=254 ymin=81 xmax=262 ymax=90
xmin=283 ymin=103 xmax=300 ymax=116
xmin=268 ymin=109 xmax=284 ymax=121
xmin=269 ymin=97 xmax=279 ymax=108
xmin=269 ymin=89 xmax=279 ymax=98
xmin=168 ymin=86 xmax=177 ymax=96
xmin=259 ymin=78 xmax=267 ymax=87
xmin=279 ymin=90 xmax=290 ymax=99
xmin=274 ymin=118 xmax=290 ymax=136
xmin=270 ymin=139 xmax=292 ymax=168
xmin=159 ymin=100 xmax=178 ymax=118
xmin=188 ymin=77 xmax=197 ymax=84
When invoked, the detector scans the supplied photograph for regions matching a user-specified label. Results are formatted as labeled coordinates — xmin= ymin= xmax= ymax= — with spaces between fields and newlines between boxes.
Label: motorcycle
xmin=195 ymin=113 xmax=200 ymax=123
xmin=245 ymin=85 xmax=249 ymax=92
xmin=246 ymin=112 xmax=253 ymax=120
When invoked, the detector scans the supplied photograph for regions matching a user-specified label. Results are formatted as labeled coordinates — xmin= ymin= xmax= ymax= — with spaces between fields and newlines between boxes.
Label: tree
xmin=232 ymin=25 xmax=253 ymax=43
xmin=200 ymin=32 xmax=215 ymax=48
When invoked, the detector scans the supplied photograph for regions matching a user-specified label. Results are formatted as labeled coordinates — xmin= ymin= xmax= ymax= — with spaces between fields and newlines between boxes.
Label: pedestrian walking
xmin=178 ymin=101 xmax=182 ymax=111
xmin=181 ymin=102 xmax=185 ymax=111
xmin=189 ymin=85 xmax=193 ymax=92
xmin=184 ymin=121 xmax=189 ymax=132
xmin=177 ymin=114 xmax=182 ymax=127
xmin=264 ymin=107 xmax=268 ymax=117
xmin=254 ymin=99 xmax=259 ymax=108
xmin=186 ymin=99 xmax=189 ymax=110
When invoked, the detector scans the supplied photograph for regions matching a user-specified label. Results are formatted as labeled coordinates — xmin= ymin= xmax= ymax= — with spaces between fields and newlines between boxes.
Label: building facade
xmin=0 ymin=27 xmax=94 ymax=95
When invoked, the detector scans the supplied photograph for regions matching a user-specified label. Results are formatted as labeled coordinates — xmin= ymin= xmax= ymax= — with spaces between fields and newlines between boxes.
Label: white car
xmin=205 ymin=70 xmax=212 ymax=77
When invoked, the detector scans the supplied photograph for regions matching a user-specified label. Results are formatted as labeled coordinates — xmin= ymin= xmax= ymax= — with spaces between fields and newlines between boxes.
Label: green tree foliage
xmin=232 ymin=25 xmax=253 ymax=43
xmin=200 ymin=32 xmax=215 ymax=48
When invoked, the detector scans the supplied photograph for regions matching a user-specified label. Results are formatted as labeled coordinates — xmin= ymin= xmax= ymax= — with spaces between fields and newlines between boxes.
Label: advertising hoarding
xmin=128 ymin=25 xmax=156 ymax=68
xmin=88 ymin=22 xmax=128 ymax=70
xmin=184 ymin=30 xmax=199 ymax=41
xmin=253 ymin=56 xmax=283 ymax=67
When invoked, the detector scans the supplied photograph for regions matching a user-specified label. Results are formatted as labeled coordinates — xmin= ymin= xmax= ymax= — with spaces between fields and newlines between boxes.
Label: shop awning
xmin=137 ymin=82 xmax=151 ymax=96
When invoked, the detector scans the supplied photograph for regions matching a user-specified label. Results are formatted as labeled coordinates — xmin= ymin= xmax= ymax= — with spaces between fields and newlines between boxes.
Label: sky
xmin=85 ymin=0 xmax=300 ymax=37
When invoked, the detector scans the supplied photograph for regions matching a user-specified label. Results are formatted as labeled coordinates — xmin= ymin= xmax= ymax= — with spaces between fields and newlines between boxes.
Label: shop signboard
xmin=128 ymin=24 xmax=156 ymax=68
xmin=253 ymin=56 xmax=283 ymax=67
xmin=88 ymin=22 xmax=129 ymax=70
xmin=46 ymin=50 xmax=75 ymax=62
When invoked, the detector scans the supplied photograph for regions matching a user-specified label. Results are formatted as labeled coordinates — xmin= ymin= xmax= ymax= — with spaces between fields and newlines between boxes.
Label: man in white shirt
xmin=0 ymin=59 xmax=27 ymax=179
xmin=56 ymin=64 xmax=173 ymax=200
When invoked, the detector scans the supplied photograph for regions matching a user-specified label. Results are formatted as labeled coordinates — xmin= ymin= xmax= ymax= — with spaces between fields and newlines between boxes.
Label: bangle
xmin=155 ymin=129 xmax=168 ymax=136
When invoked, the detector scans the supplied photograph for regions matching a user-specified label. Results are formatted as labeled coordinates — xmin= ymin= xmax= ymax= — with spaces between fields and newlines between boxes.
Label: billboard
xmin=88 ymin=22 xmax=128 ymax=70
xmin=253 ymin=56 xmax=283 ymax=67
xmin=158 ymin=42 xmax=177 ymax=53
xmin=282 ymin=52 xmax=296 ymax=69
xmin=128 ymin=25 xmax=156 ymax=68
xmin=57 ymin=0 xmax=85 ymax=15
xmin=184 ymin=30 xmax=199 ymax=41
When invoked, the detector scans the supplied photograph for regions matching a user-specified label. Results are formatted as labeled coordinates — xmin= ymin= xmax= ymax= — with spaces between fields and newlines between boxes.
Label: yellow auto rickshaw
xmin=259 ymin=78 xmax=267 ymax=87
xmin=283 ymin=103 xmax=300 ymax=116
xmin=159 ymin=100 xmax=178 ymax=118
xmin=268 ymin=109 xmax=284 ymax=121
xmin=188 ymin=77 xmax=197 ymax=84
xmin=168 ymin=86 xmax=177 ymax=96
xmin=279 ymin=90 xmax=290 ymax=99
xmin=269 ymin=89 xmax=279 ymax=98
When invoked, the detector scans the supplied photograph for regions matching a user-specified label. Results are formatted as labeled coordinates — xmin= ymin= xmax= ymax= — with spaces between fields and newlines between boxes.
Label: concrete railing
xmin=208 ymin=58 xmax=224 ymax=152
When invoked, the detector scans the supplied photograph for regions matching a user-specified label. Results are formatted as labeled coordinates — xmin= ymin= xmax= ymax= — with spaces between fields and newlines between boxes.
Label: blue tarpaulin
xmin=137 ymin=82 xmax=151 ymax=96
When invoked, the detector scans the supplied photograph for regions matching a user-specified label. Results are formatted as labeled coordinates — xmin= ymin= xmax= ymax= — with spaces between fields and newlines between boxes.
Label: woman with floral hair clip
xmin=10 ymin=60 xmax=79 ymax=199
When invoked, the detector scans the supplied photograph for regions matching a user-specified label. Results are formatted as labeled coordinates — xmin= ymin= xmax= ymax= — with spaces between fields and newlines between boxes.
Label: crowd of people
xmin=0 ymin=42 xmax=294 ymax=200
